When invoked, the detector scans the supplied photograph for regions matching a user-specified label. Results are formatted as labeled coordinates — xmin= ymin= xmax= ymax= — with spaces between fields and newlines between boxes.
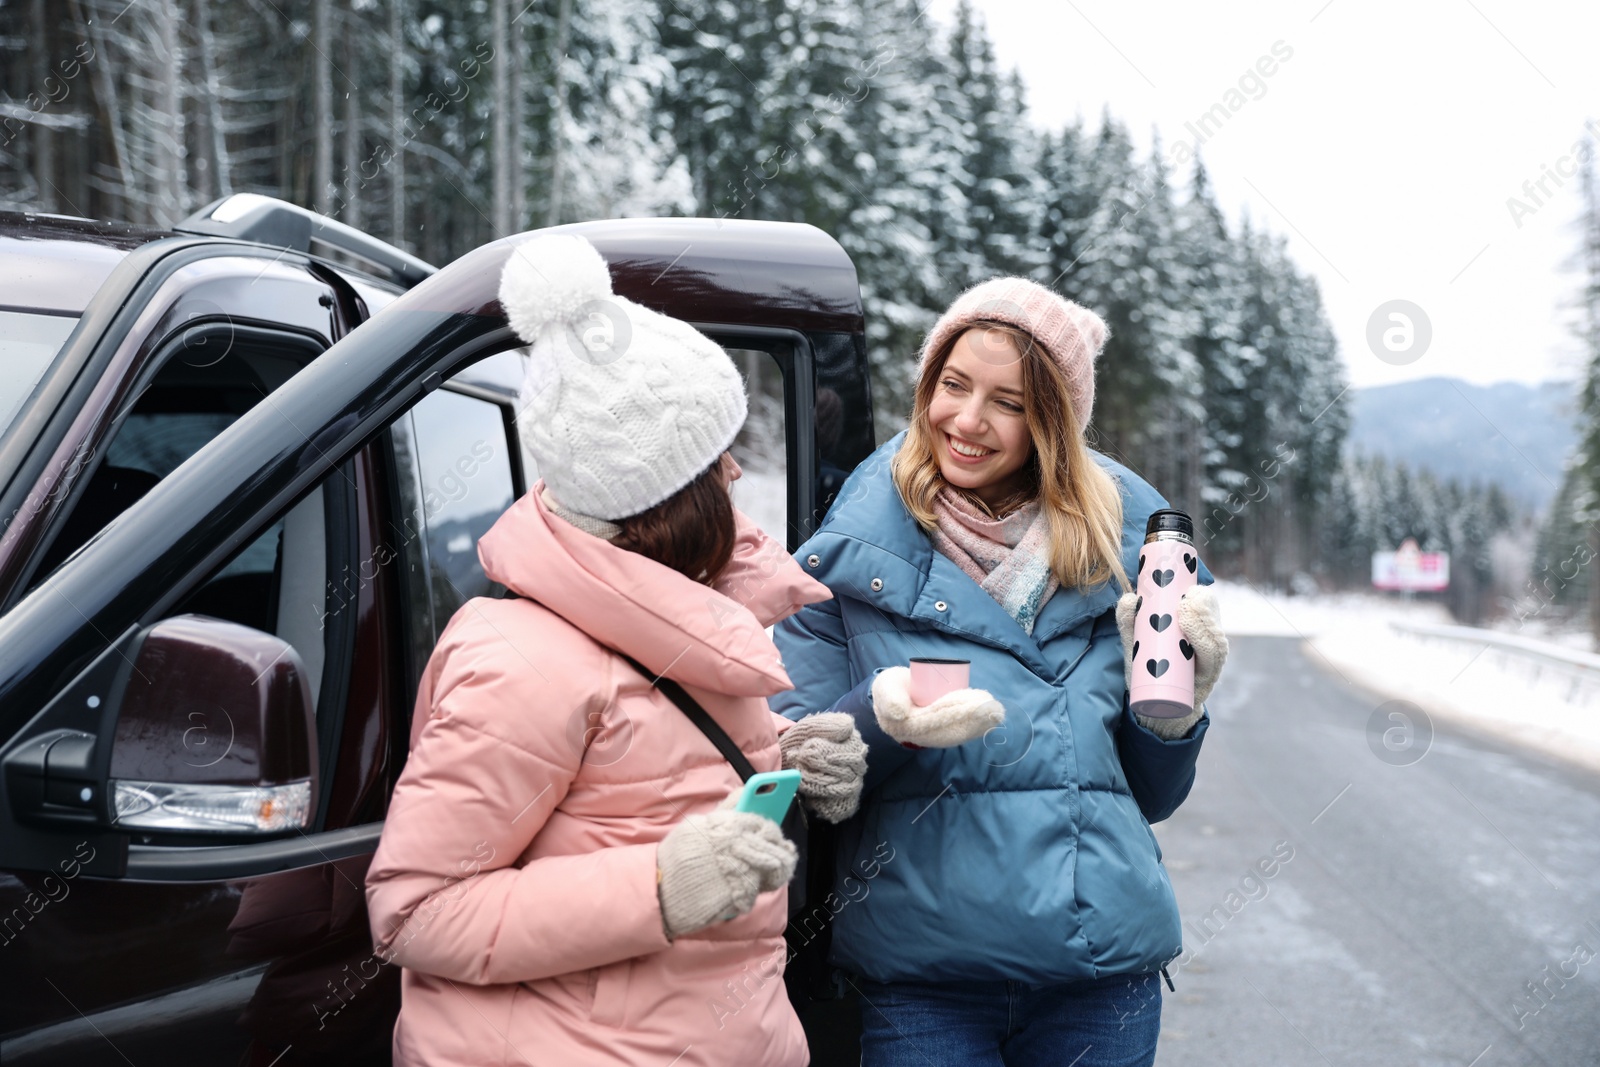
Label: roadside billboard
xmin=1372 ymin=537 xmax=1449 ymax=591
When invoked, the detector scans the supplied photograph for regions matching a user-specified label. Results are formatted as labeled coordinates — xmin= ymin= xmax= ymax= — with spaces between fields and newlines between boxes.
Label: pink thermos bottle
xmin=1129 ymin=509 xmax=1198 ymax=719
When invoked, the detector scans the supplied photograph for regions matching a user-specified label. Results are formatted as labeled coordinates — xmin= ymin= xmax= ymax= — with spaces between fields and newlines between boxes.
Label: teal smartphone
xmin=735 ymin=769 xmax=802 ymax=823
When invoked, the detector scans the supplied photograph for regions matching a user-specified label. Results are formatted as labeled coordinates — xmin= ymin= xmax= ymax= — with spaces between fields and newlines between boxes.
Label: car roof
xmin=0 ymin=212 xmax=174 ymax=315
xmin=0 ymin=210 xmax=867 ymax=334
xmin=0 ymin=208 xmax=408 ymax=317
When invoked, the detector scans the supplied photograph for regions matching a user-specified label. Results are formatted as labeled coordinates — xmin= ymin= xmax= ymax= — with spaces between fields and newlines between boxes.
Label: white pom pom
xmin=498 ymin=234 xmax=614 ymax=343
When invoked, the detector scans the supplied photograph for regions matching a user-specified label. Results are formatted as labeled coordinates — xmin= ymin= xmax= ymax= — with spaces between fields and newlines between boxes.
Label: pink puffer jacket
xmin=366 ymin=484 xmax=831 ymax=1066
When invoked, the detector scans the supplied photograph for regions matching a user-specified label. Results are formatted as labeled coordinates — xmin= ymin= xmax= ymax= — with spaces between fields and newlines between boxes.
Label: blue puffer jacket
xmin=772 ymin=433 xmax=1214 ymax=985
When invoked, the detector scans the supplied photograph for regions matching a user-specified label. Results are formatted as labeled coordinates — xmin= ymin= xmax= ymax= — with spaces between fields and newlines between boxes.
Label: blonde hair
xmin=892 ymin=321 xmax=1131 ymax=594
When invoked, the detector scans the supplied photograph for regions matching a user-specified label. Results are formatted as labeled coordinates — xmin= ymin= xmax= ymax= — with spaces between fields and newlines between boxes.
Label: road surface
xmin=1154 ymin=635 xmax=1600 ymax=1067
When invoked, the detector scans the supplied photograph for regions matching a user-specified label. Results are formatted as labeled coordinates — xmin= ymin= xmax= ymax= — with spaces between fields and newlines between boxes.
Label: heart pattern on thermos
xmin=1138 ymin=552 xmax=1146 ymax=574
xmin=1151 ymin=568 xmax=1175 ymax=588
xmin=1132 ymin=640 xmax=1140 ymax=660
xmin=1146 ymin=658 xmax=1170 ymax=678
xmin=1149 ymin=613 xmax=1172 ymax=632
xmin=1135 ymin=595 xmax=1143 ymax=614
xmin=1183 ymin=552 xmax=1196 ymax=573
xmin=1179 ymin=638 xmax=1194 ymax=660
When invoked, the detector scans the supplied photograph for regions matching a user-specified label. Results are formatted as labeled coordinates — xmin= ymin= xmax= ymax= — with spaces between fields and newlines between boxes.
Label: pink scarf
xmin=930 ymin=488 xmax=1059 ymax=635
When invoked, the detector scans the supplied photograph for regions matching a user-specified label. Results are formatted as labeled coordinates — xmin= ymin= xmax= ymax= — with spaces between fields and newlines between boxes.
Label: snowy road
xmin=1154 ymin=635 xmax=1600 ymax=1067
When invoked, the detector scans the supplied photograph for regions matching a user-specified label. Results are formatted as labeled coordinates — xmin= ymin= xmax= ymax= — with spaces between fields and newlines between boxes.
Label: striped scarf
xmin=930 ymin=487 xmax=1059 ymax=635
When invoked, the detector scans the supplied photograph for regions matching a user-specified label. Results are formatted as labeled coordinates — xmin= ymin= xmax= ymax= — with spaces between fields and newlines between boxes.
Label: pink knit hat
xmin=917 ymin=277 xmax=1110 ymax=430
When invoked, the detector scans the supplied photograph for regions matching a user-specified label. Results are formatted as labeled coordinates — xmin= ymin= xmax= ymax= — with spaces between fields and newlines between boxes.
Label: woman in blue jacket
xmin=772 ymin=277 xmax=1230 ymax=1067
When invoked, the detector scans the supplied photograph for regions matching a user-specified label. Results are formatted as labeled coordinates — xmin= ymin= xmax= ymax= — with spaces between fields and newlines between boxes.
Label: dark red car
xmin=0 ymin=196 xmax=871 ymax=1064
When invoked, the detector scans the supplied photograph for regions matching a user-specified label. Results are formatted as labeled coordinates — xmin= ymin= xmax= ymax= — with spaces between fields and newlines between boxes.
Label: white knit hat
xmin=498 ymin=233 xmax=748 ymax=521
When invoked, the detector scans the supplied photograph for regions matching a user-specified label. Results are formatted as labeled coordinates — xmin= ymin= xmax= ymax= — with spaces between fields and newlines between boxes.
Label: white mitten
xmin=1116 ymin=584 xmax=1229 ymax=740
xmin=870 ymin=666 xmax=1005 ymax=749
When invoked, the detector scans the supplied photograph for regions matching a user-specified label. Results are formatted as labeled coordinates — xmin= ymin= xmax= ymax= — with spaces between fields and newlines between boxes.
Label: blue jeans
xmin=855 ymin=971 xmax=1163 ymax=1067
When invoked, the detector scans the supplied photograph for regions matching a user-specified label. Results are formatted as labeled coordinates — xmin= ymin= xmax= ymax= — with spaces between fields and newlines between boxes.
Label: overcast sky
xmin=931 ymin=0 xmax=1600 ymax=391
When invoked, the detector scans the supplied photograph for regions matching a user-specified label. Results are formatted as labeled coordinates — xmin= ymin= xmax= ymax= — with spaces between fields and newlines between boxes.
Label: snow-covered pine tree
xmin=187 ymin=0 xmax=233 ymax=206
xmin=1038 ymin=121 xmax=1100 ymax=295
xmin=1071 ymin=115 xmax=1195 ymax=487
xmin=312 ymin=0 xmax=333 ymax=213
xmin=0 ymin=0 xmax=1356 ymax=550
xmin=911 ymin=4 xmax=981 ymax=297
xmin=1129 ymin=130 xmax=1201 ymax=512
xmin=387 ymin=0 xmax=408 ymax=244
xmin=1278 ymin=252 xmax=1347 ymax=581
xmin=1318 ymin=456 xmax=1365 ymax=587
xmin=26 ymin=0 xmax=55 ymax=210
xmin=385 ymin=1 xmax=490 ymax=261
xmin=1174 ymin=158 xmax=1250 ymax=557
xmin=1230 ymin=222 xmax=1346 ymax=582
xmin=1532 ymin=460 xmax=1588 ymax=615
xmin=657 ymin=0 xmax=783 ymax=219
xmin=338 ymin=2 xmax=361 ymax=226
xmin=806 ymin=0 xmax=940 ymax=432
xmin=491 ymin=0 xmax=512 ymax=236
xmin=550 ymin=0 xmax=690 ymax=222
xmin=941 ymin=5 xmax=1043 ymax=283
xmin=76 ymin=0 xmax=190 ymax=225
xmin=1572 ymin=146 xmax=1600 ymax=639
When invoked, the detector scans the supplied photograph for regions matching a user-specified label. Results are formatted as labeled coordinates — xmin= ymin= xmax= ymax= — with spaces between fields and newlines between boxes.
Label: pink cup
xmin=909 ymin=658 xmax=970 ymax=706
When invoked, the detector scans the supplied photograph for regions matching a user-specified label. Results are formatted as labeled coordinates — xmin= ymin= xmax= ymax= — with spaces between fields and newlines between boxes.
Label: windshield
xmin=0 ymin=310 xmax=78 ymax=440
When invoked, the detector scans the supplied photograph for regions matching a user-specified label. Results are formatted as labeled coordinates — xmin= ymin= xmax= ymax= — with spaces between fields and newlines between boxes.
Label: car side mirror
xmin=5 ymin=615 xmax=318 ymax=837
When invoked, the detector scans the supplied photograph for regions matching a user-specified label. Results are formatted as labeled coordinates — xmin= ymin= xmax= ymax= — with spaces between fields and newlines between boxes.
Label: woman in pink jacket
xmin=365 ymin=234 xmax=869 ymax=1066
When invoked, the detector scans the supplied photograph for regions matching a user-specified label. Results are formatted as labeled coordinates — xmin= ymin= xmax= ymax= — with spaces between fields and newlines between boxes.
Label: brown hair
xmin=612 ymin=458 xmax=737 ymax=584
xmin=891 ymin=320 xmax=1130 ymax=593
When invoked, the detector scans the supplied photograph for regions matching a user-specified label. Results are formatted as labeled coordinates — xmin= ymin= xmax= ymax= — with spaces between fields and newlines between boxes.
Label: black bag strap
xmin=615 ymin=652 xmax=757 ymax=783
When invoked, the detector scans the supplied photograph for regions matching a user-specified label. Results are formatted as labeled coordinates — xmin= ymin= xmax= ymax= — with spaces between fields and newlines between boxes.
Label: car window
xmin=29 ymin=332 xmax=319 ymax=585
xmin=105 ymin=412 xmax=235 ymax=475
xmin=452 ymin=348 xmax=525 ymax=397
xmin=727 ymin=347 xmax=789 ymax=545
xmin=168 ymin=483 xmax=334 ymax=710
xmin=393 ymin=387 xmax=519 ymax=643
xmin=0 ymin=310 xmax=78 ymax=441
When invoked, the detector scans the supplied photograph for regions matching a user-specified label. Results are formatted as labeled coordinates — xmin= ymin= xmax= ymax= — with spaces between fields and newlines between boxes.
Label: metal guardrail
xmin=1389 ymin=620 xmax=1600 ymax=702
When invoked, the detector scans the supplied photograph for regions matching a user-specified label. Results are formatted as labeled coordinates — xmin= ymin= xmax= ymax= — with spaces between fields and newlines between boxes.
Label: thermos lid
xmin=1144 ymin=509 xmax=1193 ymax=538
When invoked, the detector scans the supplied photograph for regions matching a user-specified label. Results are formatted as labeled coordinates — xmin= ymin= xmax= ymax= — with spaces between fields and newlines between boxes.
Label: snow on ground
xmin=1214 ymin=578 xmax=1600 ymax=774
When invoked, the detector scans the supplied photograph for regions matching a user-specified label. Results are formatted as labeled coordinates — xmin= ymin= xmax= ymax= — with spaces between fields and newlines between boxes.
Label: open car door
xmin=0 ymin=218 xmax=868 ymax=1066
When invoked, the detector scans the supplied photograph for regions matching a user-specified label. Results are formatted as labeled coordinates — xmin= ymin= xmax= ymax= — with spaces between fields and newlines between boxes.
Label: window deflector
xmin=0 ymin=310 xmax=79 ymax=443
xmin=19 ymin=326 xmax=325 ymax=597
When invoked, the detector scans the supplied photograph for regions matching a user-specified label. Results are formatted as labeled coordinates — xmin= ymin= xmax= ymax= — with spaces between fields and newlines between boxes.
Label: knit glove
xmin=779 ymin=712 xmax=869 ymax=823
xmin=871 ymin=666 xmax=1005 ymax=749
xmin=1116 ymin=584 xmax=1229 ymax=740
xmin=656 ymin=808 xmax=797 ymax=940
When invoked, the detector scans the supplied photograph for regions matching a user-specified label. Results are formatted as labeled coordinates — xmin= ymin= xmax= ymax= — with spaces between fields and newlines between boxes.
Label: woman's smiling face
xmin=926 ymin=327 xmax=1035 ymax=507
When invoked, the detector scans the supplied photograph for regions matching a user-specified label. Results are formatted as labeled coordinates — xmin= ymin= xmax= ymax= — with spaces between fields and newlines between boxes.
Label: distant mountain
xmin=1345 ymin=377 xmax=1577 ymax=514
